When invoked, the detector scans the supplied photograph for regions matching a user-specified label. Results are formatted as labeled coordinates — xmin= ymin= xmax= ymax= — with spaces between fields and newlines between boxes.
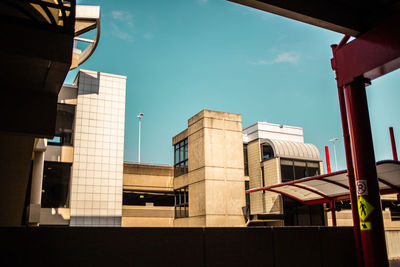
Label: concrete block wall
xmin=173 ymin=110 xmax=246 ymax=227
xmin=262 ymin=158 xmax=282 ymax=214
xmin=247 ymin=139 xmax=265 ymax=215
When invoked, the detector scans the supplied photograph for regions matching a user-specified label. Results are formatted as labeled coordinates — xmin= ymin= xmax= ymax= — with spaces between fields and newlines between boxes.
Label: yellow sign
xmin=360 ymin=221 xmax=372 ymax=231
xmin=358 ymin=196 xmax=374 ymax=221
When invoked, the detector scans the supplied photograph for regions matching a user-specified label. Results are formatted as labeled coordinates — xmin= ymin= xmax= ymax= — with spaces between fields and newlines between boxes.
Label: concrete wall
xmin=0 ymin=226 xmax=357 ymax=267
xmin=386 ymin=230 xmax=400 ymax=260
xmin=122 ymin=206 xmax=174 ymax=227
xmin=123 ymin=163 xmax=173 ymax=192
xmin=262 ymin=158 xmax=282 ymax=214
xmin=39 ymin=208 xmax=70 ymax=225
xmin=173 ymin=110 xmax=246 ymax=227
xmin=44 ymin=145 xmax=74 ymax=163
xmin=247 ymin=139 xmax=264 ymax=215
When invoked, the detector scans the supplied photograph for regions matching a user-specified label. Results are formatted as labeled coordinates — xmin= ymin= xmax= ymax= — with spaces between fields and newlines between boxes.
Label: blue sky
xmin=67 ymin=0 xmax=400 ymax=171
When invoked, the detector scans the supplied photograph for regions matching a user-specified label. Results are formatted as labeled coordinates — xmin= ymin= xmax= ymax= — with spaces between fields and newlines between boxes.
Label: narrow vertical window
xmin=174 ymin=138 xmax=188 ymax=177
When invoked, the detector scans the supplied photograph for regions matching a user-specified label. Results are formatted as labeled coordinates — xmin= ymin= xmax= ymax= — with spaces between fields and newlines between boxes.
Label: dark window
xmin=174 ymin=139 xmax=188 ymax=177
xmin=281 ymin=160 xmax=295 ymax=183
xmin=294 ymin=161 xmax=307 ymax=179
xmin=283 ymin=197 xmax=325 ymax=226
xmin=123 ymin=191 xmax=174 ymax=206
xmin=280 ymin=159 xmax=320 ymax=182
xmin=41 ymin=162 xmax=71 ymax=208
xmin=48 ymin=103 xmax=75 ymax=146
xmin=262 ymin=144 xmax=274 ymax=161
xmin=243 ymin=144 xmax=249 ymax=176
xmin=245 ymin=181 xmax=250 ymax=209
xmin=175 ymin=187 xmax=188 ymax=218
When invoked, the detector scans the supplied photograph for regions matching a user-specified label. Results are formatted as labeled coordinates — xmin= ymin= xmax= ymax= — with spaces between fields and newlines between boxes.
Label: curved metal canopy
xmin=247 ymin=160 xmax=400 ymax=205
xmin=262 ymin=138 xmax=321 ymax=161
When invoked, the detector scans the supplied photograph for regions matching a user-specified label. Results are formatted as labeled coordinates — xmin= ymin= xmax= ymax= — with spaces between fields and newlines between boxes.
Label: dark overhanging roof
xmin=246 ymin=160 xmax=400 ymax=205
xmin=228 ymin=0 xmax=400 ymax=36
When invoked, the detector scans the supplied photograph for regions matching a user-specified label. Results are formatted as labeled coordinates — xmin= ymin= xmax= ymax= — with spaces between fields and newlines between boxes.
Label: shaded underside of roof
xmin=228 ymin=0 xmax=400 ymax=36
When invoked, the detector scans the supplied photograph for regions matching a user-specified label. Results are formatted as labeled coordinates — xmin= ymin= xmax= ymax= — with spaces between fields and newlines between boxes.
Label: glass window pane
xmin=180 ymin=146 xmax=184 ymax=162
xmin=281 ymin=164 xmax=294 ymax=182
xmin=175 ymin=149 xmax=179 ymax=164
xmin=295 ymin=165 xmax=307 ymax=179
xmin=262 ymin=145 xmax=274 ymax=160
xmin=307 ymin=167 xmax=320 ymax=177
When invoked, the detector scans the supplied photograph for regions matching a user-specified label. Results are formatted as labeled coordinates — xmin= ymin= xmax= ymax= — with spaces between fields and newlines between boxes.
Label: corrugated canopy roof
xmin=247 ymin=160 xmax=400 ymax=205
xmin=262 ymin=139 xmax=321 ymax=161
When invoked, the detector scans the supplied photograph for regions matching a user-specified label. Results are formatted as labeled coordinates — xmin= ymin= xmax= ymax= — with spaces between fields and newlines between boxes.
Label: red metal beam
xmin=377 ymin=178 xmax=400 ymax=192
xmin=332 ymin=15 xmax=400 ymax=88
xmin=325 ymin=146 xmax=331 ymax=174
xmin=390 ymin=127 xmax=398 ymax=161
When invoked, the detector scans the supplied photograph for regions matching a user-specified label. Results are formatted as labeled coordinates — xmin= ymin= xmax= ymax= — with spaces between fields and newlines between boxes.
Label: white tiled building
xmin=28 ymin=69 xmax=126 ymax=227
xmin=70 ymin=70 xmax=126 ymax=226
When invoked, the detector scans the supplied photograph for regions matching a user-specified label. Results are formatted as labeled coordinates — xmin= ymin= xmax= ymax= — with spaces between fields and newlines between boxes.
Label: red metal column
xmin=329 ymin=201 xmax=337 ymax=226
xmin=332 ymin=41 xmax=363 ymax=267
xmin=325 ymin=146 xmax=331 ymax=174
xmin=389 ymin=127 xmax=398 ymax=161
xmin=337 ymin=84 xmax=364 ymax=267
xmin=343 ymin=76 xmax=389 ymax=267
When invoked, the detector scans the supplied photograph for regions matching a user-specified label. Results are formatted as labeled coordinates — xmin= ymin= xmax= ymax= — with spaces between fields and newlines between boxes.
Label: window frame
xmin=174 ymin=139 xmax=188 ymax=177
xmin=174 ymin=186 xmax=189 ymax=218
xmin=280 ymin=158 xmax=321 ymax=182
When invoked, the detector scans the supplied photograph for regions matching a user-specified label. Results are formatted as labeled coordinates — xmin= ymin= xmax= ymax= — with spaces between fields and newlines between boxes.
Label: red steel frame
xmin=325 ymin=146 xmax=331 ymax=174
xmin=390 ymin=127 xmax=398 ymax=161
xmin=329 ymin=14 xmax=400 ymax=267
xmin=245 ymin=161 xmax=400 ymax=205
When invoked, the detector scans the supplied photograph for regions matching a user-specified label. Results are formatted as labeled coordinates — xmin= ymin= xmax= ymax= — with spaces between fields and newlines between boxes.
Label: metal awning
xmin=246 ymin=160 xmax=400 ymax=205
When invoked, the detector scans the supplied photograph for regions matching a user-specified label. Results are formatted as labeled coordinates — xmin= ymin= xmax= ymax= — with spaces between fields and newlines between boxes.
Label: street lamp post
xmin=137 ymin=113 xmax=144 ymax=163
xmin=329 ymin=137 xmax=339 ymax=171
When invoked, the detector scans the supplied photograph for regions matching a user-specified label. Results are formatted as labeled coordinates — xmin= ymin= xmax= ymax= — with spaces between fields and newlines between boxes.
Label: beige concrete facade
xmin=124 ymin=163 xmax=173 ymax=192
xmin=173 ymin=110 xmax=246 ymax=227
xmin=122 ymin=163 xmax=174 ymax=227
xmin=122 ymin=206 xmax=174 ymax=227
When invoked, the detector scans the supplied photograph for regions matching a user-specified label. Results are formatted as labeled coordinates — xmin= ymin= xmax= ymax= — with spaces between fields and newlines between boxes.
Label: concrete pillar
xmin=28 ymin=151 xmax=45 ymax=225
xmin=28 ymin=139 xmax=47 ymax=225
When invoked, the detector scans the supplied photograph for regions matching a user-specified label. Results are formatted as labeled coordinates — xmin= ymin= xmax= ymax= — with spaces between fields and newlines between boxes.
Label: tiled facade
xmin=70 ymin=70 xmax=126 ymax=227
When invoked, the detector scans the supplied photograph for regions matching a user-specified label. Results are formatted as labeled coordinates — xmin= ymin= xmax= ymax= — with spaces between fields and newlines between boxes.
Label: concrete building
xmin=243 ymin=122 xmax=324 ymax=226
xmin=122 ymin=110 xmax=325 ymax=228
xmin=172 ymin=110 xmax=246 ymax=227
xmin=28 ymin=69 xmax=126 ymax=227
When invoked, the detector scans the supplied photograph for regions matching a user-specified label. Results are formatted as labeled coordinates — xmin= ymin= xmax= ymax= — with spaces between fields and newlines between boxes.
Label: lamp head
xmin=137 ymin=113 xmax=144 ymax=118
xmin=329 ymin=137 xmax=339 ymax=142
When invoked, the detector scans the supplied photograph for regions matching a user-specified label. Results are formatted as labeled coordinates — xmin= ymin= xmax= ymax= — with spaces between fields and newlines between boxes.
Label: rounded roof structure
xmin=262 ymin=138 xmax=321 ymax=161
